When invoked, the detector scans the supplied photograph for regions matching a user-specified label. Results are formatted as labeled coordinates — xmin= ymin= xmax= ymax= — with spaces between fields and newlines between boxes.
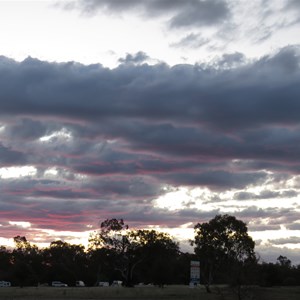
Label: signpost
xmin=190 ymin=260 xmax=200 ymax=287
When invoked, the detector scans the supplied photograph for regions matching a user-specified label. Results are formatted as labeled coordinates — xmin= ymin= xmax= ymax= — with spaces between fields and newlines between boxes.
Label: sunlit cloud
xmin=9 ymin=221 xmax=31 ymax=228
xmin=0 ymin=166 xmax=36 ymax=179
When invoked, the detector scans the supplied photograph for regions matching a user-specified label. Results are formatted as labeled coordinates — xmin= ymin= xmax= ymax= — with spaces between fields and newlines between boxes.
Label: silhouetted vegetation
xmin=1 ymin=215 xmax=300 ymax=289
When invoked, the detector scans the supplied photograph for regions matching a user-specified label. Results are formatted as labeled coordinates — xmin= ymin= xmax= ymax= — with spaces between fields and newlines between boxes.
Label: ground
xmin=0 ymin=285 xmax=300 ymax=300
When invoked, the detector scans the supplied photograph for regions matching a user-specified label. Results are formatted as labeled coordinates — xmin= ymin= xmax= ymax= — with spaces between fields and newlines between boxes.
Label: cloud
xmin=0 ymin=47 xmax=300 ymax=191
xmin=168 ymin=0 xmax=229 ymax=28
xmin=1 ymin=46 xmax=300 ymax=130
xmin=214 ymin=52 xmax=246 ymax=68
xmin=65 ymin=0 xmax=230 ymax=28
xmin=286 ymin=223 xmax=300 ymax=230
xmin=285 ymin=0 xmax=300 ymax=13
xmin=234 ymin=189 xmax=298 ymax=200
xmin=1 ymin=46 xmax=300 ymax=246
xmin=256 ymin=244 xmax=300 ymax=265
xmin=159 ymin=170 xmax=268 ymax=190
xmin=170 ymin=33 xmax=209 ymax=49
xmin=268 ymin=236 xmax=300 ymax=245
xmin=118 ymin=51 xmax=150 ymax=65
xmin=0 ymin=143 xmax=27 ymax=166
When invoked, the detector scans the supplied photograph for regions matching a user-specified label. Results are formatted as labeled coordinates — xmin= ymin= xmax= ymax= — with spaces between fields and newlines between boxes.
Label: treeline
xmin=0 ymin=215 xmax=300 ymax=288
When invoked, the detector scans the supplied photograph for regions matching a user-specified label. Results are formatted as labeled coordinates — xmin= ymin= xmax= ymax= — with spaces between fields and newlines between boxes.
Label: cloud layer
xmin=1 ymin=46 xmax=300 ymax=262
xmin=67 ymin=0 xmax=230 ymax=28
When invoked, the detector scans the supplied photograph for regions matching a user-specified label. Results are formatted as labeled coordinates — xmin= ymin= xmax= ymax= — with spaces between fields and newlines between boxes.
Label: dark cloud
xmin=168 ymin=0 xmax=229 ymax=28
xmin=66 ymin=0 xmax=230 ymax=28
xmin=118 ymin=51 xmax=150 ymax=64
xmin=214 ymin=52 xmax=246 ymax=69
xmin=0 ymin=47 xmax=300 ymax=190
xmin=1 ymin=46 xmax=300 ymax=248
xmin=2 ymin=119 xmax=50 ymax=140
xmin=1 ymin=46 xmax=299 ymax=130
xmin=0 ymin=143 xmax=27 ymax=166
xmin=268 ymin=236 xmax=300 ymax=245
xmin=234 ymin=189 xmax=298 ymax=200
xmin=159 ymin=170 xmax=267 ymax=190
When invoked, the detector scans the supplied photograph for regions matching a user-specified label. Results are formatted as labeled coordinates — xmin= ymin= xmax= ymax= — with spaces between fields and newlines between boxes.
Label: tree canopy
xmin=88 ymin=218 xmax=179 ymax=286
xmin=192 ymin=214 xmax=256 ymax=292
xmin=1 ymin=216 xmax=300 ymax=289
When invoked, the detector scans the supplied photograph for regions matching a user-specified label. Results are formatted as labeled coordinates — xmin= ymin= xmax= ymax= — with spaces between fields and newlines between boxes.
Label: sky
xmin=0 ymin=0 xmax=300 ymax=264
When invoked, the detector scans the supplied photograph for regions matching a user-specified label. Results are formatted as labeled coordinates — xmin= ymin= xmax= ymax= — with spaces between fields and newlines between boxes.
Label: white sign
xmin=190 ymin=261 xmax=200 ymax=284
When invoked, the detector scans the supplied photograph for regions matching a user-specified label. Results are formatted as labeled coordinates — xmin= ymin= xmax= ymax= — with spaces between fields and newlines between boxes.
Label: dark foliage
xmin=0 ymin=217 xmax=300 ymax=288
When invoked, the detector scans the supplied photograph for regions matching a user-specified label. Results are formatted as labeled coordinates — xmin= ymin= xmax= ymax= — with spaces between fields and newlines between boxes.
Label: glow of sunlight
xmin=39 ymin=228 xmax=92 ymax=248
xmin=154 ymin=187 xmax=193 ymax=211
xmin=154 ymin=186 xmax=225 ymax=212
xmin=9 ymin=221 xmax=31 ymax=228
xmin=0 ymin=166 xmax=36 ymax=178
xmin=39 ymin=128 xmax=72 ymax=142
xmin=0 ymin=237 xmax=14 ymax=248
xmin=44 ymin=168 xmax=58 ymax=176
xmin=251 ymin=229 xmax=300 ymax=249
xmin=146 ymin=224 xmax=194 ymax=252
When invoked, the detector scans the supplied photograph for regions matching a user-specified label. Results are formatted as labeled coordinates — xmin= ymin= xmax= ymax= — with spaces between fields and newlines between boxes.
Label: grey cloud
xmin=0 ymin=174 xmax=162 ymax=201
xmin=286 ymin=223 xmax=300 ymax=230
xmin=1 ymin=47 xmax=300 ymax=192
xmin=0 ymin=143 xmax=27 ymax=166
xmin=118 ymin=51 xmax=150 ymax=65
xmin=122 ymin=206 xmax=221 ymax=229
xmin=67 ymin=0 xmax=230 ymax=28
xmin=160 ymin=170 xmax=267 ymax=190
xmin=262 ymin=45 xmax=300 ymax=73
xmin=2 ymin=46 xmax=300 ymax=237
xmin=0 ymin=222 xmax=34 ymax=239
xmin=233 ymin=192 xmax=254 ymax=200
xmin=73 ymin=157 xmax=197 ymax=176
xmin=170 ymin=33 xmax=209 ymax=49
xmin=215 ymin=52 xmax=246 ymax=68
xmin=249 ymin=224 xmax=281 ymax=231
xmin=1 ymin=47 xmax=300 ymax=131
xmin=268 ymin=236 xmax=300 ymax=245
xmin=256 ymin=245 xmax=300 ymax=265
xmin=169 ymin=0 xmax=229 ymax=28
xmin=2 ymin=119 xmax=50 ymax=140
xmin=235 ymin=206 xmax=300 ymax=224
xmin=285 ymin=0 xmax=300 ymax=11
xmin=234 ymin=189 xmax=298 ymax=200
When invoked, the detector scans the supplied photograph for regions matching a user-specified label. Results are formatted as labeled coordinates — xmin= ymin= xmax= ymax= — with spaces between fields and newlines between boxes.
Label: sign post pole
xmin=190 ymin=260 xmax=200 ymax=287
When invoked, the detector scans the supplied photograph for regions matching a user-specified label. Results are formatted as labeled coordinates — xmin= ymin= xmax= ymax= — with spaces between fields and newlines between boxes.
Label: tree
xmin=11 ymin=236 xmax=41 ymax=287
xmin=89 ymin=219 xmax=180 ymax=287
xmin=192 ymin=214 xmax=256 ymax=294
xmin=130 ymin=229 xmax=179 ymax=286
xmin=43 ymin=240 xmax=87 ymax=286
xmin=0 ymin=246 xmax=12 ymax=281
xmin=88 ymin=218 xmax=138 ymax=286
xmin=277 ymin=255 xmax=291 ymax=268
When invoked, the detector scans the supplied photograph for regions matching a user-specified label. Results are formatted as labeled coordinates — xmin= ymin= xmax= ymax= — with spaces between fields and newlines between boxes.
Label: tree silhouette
xmin=192 ymin=214 xmax=256 ymax=294
xmin=89 ymin=219 xmax=179 ymax=287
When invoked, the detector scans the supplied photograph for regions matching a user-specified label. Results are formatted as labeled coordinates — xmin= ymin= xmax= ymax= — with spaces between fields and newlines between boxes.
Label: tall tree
xmin=192 ymin=214 xmax=256 ymax=294
xmin=89 ymin=219 xmax=179 ymax=287
xmin=0 ymin=246 xmax=12 ymax=280
xmin=130 ymin=229 xmax=179 ymax=286
xmin=88 ymin=218 xmax=137 ymax=286
xmin=12 ymin=236 xmax=41 ymax=287
xmin=43 ymin=240 xmax=87 ymax=285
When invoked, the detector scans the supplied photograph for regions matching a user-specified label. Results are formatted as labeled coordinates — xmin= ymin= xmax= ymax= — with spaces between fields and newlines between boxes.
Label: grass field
xmin=0 ymin=285 xmax=300 ymax=300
